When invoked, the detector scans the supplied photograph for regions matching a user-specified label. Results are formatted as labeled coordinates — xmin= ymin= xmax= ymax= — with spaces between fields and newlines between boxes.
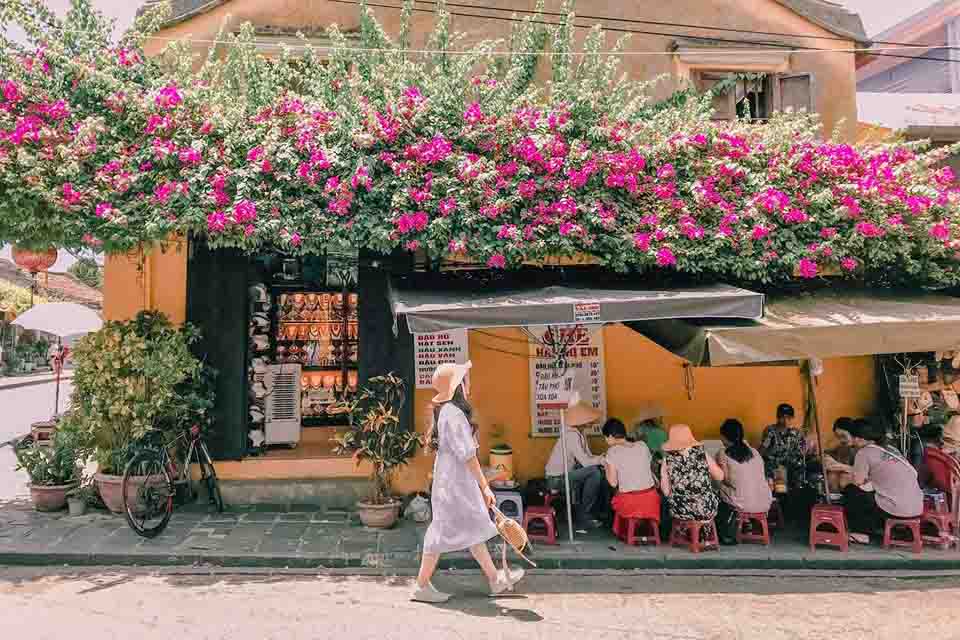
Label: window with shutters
xmin=695 ymin=72 xmax=814 ymax=123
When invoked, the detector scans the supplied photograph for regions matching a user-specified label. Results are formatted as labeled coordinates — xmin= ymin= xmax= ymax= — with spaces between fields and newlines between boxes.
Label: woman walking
xmin=412 ymin=361 xmax=523 ymax=603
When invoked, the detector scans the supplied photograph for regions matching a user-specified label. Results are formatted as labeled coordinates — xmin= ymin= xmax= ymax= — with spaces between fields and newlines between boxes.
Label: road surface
xmin=0 ymin=568 xmax=955 ymax=640
xmin=0 ymin=380 xmax=73 ymax=502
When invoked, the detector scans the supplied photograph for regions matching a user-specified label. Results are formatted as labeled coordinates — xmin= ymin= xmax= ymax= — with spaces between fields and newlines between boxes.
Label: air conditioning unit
xmin=265 ymin=364 xmax=302 ymax=446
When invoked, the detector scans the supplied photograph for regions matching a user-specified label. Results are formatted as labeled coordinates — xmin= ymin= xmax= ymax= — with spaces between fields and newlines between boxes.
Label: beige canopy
xmin=630 ymin=289 xmax=960 ymax=366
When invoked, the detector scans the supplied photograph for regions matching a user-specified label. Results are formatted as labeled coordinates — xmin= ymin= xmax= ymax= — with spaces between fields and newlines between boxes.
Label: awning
xmin=390 ymin=282 xmax=763 ymax=334
xmin=629 ymin=289 xmax=960 ymax=366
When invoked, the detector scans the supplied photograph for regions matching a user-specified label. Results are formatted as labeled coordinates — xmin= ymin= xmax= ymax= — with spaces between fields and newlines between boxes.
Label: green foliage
xmin=67 ymin=256 xmax=102 ymax=289
xmin=64 ymin=310 xmax=215 ymax=474
xmin=333 ymin=373 xmax=418 ymax=503
xmin=14 ymin=423 xmax=82 ymax=486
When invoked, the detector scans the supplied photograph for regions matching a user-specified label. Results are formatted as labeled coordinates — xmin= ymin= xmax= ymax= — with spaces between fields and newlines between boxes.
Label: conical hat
xmin=564 ymin=391 xmax=601 ymax=427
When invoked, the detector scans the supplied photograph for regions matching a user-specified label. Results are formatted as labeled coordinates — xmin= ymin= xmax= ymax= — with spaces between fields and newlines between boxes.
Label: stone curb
xmin=0 ymin=372 xmax=73 ymax=392
xmin=4 ymin=549 xmax=960 ymax=574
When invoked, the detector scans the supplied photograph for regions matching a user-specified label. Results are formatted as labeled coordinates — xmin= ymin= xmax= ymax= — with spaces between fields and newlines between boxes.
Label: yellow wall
xmin=391 ymin=326 xmax=876 ymax=493
xmin=102 ymin=241 xmax=188 ymax=323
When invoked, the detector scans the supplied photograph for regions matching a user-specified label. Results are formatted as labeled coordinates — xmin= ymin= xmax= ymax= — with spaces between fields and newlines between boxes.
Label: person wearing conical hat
xmin=544 ymin=393 xmax=608 ymax=530
xmin=412 ymin=361 xmax=524 ymax=604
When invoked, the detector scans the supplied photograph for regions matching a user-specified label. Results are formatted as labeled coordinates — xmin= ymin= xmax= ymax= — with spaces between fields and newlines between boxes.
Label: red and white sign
xmin=528 ymin=325 xmax=606 ymax=437
xmin=573 ymin=302 xmax=601 ymax=323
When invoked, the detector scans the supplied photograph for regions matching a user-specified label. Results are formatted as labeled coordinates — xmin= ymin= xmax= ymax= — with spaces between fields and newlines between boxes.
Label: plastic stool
xmin=809 ymin=504 xmax=848 ymax=552
xmin=613 ymin=513 xmax=660 ymax=546
xmin=669 ymin=519 xmax=719 ymax=553
xmin=768 ymin=498 xmax=785 ymax=530
xmin=924 ymin=491 xmax=948 ymax=514
xmin=883 ymin=518 xmax=922 ymax=554
xmin=920 ymin=510 xmax=955 ymax=549
xmin=523 ymin=505 xmax=557 ymax=545
xmin=735 ymin=511 xmax=771 ymax=545
xmin=494 ymin=490 xmax=523 ymax=523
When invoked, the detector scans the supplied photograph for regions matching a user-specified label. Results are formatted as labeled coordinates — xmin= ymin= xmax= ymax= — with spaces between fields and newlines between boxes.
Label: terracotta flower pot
xmin=29 ymin=483 xmax=76 ymax=512
xmin=96 ymin=472 xmax=171 ymax=515
xmin=357 ymin=500 xmax=401 ymax=529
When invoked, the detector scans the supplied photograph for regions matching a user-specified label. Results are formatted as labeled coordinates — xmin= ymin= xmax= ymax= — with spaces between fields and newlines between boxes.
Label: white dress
xmin=423 ymin=403 xmax=498 ymax=554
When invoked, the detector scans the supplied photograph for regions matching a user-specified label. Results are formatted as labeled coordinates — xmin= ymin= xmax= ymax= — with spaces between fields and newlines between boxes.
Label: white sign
xmin=529 ymin=325 xmax=606 ymax=437
xmin=573 ymin=302 xmax=601 ymax=323
xmin=534 ymin=371 xmax=575 ymax=409
xmin=898 ymin=374 xmax=921 ymax=398
xmin=415 ymin=329 xmax=469 ymax=389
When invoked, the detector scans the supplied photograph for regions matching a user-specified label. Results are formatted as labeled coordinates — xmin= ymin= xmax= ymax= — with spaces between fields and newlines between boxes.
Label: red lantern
xmin=11 ymin=245 xmax=58 ymax=273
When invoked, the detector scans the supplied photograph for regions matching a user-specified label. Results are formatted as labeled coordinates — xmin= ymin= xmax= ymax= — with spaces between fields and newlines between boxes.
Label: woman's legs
xmin=469 ymin=543 xmax=500 ymax=584
xmin=843 ymin=485 xmax=881 ymax=535
xmin=416 ymin=552 xmax=440 ymax=589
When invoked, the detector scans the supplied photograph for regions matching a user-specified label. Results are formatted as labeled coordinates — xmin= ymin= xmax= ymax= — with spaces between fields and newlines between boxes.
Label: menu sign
xmin=415 ymin=329 xmax=469 ymax=388
xmin=529 ymin=325 xmax=606 ymax=437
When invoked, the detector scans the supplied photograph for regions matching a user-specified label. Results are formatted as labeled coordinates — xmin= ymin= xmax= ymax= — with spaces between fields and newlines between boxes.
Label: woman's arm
xmin=660 ymin=461 xmax=671 ymax=497
xmin=706 ymin=453 xmax=725 ymax=482
xmin=466 ymin=456 xmax=495 ymax=507
xmin=717 ymin=453 xmax=733 ymax=488
xmin=604 ymin=460 xmax=619 ymax=488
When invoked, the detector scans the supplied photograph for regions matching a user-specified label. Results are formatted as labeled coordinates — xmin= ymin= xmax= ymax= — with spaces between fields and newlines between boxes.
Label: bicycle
xmin=122 ymin=424 xmax=224 ymax=538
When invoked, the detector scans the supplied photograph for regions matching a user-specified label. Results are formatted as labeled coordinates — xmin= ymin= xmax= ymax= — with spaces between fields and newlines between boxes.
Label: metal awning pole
xmin=559 ymin=408 xmax=575 ymax=543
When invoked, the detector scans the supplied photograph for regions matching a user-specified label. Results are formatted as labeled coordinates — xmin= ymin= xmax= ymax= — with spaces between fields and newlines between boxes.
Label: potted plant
xmin=14 ymin=426 xmax=81 ymax=512
xmin=333 ymin=373 xmax=419 ymax=529
xmin=66 ymin=479 xmax=96 ymax=516
xmin=65 ymin=311 xmax=216 ymax=513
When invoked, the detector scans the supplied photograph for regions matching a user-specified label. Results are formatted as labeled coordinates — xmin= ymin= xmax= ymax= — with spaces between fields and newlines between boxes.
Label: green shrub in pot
xmin=15 ymin=425 xmax=82 ymax=511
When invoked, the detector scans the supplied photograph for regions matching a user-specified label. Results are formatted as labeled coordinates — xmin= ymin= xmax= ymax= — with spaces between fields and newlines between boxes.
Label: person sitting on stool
xmin=545 ymin=397 xmax=607 ymax=530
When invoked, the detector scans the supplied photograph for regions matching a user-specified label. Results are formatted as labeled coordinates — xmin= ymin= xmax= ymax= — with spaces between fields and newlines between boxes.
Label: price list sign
xmin=528 ymin=325 xmax=606 ymax=437
xmin=414 ymin=329 xmax=469 ymax=389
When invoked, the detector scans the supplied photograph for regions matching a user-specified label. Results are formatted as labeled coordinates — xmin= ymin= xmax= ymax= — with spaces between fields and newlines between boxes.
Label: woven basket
xmin=491 ymin=506 xmax=536 ymax=567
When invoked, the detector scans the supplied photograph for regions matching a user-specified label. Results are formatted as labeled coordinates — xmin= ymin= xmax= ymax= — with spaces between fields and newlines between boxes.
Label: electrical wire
xmin=11 ymin=5 xmax=960 ymax=63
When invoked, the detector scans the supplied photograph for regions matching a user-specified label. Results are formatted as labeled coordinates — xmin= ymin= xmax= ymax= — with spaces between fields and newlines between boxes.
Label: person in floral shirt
xmin=760 ymin=403 xmax=817 ymax=524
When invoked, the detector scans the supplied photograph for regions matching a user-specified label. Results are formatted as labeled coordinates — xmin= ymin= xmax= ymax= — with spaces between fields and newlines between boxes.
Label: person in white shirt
xmin=545 ymin=400 xmax=607 ymax=529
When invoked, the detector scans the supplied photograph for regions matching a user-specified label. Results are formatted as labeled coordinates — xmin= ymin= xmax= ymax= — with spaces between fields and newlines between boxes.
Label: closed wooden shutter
xmin=186 ymin=239 xmax=250 ymax=460
xmin=776 ymin=73 xmax=814 ymax=113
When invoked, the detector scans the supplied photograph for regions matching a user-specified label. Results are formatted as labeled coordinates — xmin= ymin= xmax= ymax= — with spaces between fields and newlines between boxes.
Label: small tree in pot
xmin=14 ymin=424 xmax=82 ymax=511
xmin=333 ymin=373 xmax=418 ymax=528
xmin=64 ymin=311 xmax=216 ymax=513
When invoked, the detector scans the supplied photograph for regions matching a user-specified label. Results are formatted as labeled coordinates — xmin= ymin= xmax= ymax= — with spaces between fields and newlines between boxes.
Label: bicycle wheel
xmin=122 ymin=451 xmax=174 ymax=538
xmin=199 ymin=442 xmax=224 ymax=513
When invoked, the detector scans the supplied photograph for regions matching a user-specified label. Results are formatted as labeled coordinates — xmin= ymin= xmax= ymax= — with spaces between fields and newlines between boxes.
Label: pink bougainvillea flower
xmin=841 ymin=195 xmax=861 ymax=218
xmin=206 ymin=211 xmax=227 ymax=233
xmin=395 ymin=211 xmax=429 ymax=234
xmin=247 ymin=147 xmax=265 ymax=163
xmin=657 ymin=164 xmax=676 ymax=180
xmin=819 ymin=227 xmax=838 ymax=239
xmin=841 ymin=257 xmax=858 ymax=272
xmin=930 ymin=221 xmax=951 ymax=241
xmin=448 ymin=239 xmax=467 ymax=254
xmin=855 ymin=221 xmax=884 ymax=238
xmin=633 ymin=232 xmax=651 ymax=251
xmin=1 ymin=79 xmax=21 ymax=103
xmin=750 ymin=224 xmax=771 ymax=240
xmin=94 ymin=202 xmax=113 ymax=219
xmin=116 ymin=48 xmax=140 ymax=67
xmin=351 ymin=166 xmax=371 ymax=191
xmin=798 ymin=258 xmax=818 ymax=279
xmin=497 ymin=224 xmax=518 ymax=240
xmin=438 ymin=197 xmax=457 ymax=216
xmin=518 ymin=179 xmax=538 ymax=200
xmin=178 ymin=147 xmax=201 ymax=166
xmin=61 ymin=183 xmax=83 ymax=207
xmin=487 ymin=253 xmax=507 ymax=269
xmin=559 ymin=222 xmax=582 ymax=237
xmin=289 ymin=232 xmax=302 ymax=247
xmin=405 ymin=240 xmax=420 ymax=251
xmin=656 ymin=247 xmax=677 ymax=267
xmin=155 ymin=84 xmax=183 ymax=110
xmin=759 ymin=188 xmax=790 ymax=213
xmin=233 ymin=200 xmax=257 ymax=224
xmin=783 ymin=208 xmax=809 ymax=224
xmin=463 ymin=102 xmax=484 ymax=125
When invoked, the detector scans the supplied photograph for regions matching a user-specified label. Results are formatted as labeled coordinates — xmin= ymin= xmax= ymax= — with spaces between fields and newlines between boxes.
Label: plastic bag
xmin=405 ymin=493 xmax=431 ymax=523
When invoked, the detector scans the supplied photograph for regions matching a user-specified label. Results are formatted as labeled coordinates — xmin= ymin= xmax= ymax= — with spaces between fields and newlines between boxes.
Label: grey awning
xmin=390 ymin=283 xmax=764 ymax=334
xmin=630 ymin=289 xmax=960 ymax=366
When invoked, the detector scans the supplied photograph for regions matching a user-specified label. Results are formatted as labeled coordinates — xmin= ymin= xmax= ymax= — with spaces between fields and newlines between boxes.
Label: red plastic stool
xmin=523 ymin=506 xmax=557 ymax=545
xmin=767 ymin=498 xmax=785 ymax=530
xmin=613 ymin=513 xmax=660 ymax=546
xmin=809 ymin=504 xmax=848 ymax=552
xmin=883 ymin=518 xmax=923 ymax=554
xmin=669 ymin=519 xmax=718 ymax=553
xmin=920 ymin=511 xmax=955 ymax=549
xmin=735 ymin=511 xmax=771 ymax=545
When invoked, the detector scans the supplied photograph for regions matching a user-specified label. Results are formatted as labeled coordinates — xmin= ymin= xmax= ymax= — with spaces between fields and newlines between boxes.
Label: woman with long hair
xmin=412 ymin=361 xmax=523 ymax=603
xmin=715 ymin=419 xmax=772 ymax=544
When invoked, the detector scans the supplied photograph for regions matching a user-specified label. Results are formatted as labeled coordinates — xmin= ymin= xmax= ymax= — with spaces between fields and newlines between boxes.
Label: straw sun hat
xmin=431 ymin=361 xmax=473 ymax=404
xmin=662 ymin=424 xmax=701 ymax=452
xmin=564 ymin=391 xmax=601 ymax=427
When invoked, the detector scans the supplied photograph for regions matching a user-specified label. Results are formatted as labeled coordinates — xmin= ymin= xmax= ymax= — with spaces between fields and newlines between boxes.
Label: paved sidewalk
xmin=0 ymin=370 xmax=73 ymax=392
xmin=2 ymin=500 xmax=960 ymax=572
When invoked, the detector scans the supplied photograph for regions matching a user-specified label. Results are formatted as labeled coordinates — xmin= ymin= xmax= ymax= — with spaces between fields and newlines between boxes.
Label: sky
xmin=840 ymin=0 xmax=943 ymax=36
